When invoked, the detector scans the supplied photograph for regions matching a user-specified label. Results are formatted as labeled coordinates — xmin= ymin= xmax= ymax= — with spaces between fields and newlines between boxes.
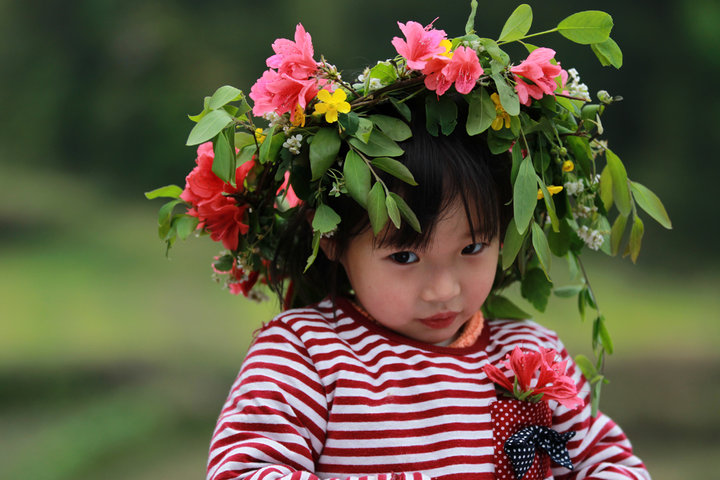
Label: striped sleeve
xmin=549 ymin=343 xmax=649 ymax=479
xmin=206 ymin=318 xmax=432 ymax=480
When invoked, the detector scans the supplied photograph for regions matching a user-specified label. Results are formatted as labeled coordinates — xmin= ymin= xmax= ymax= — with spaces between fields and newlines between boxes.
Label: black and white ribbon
xmin=504 ymin=426 xmax=575 ymax=479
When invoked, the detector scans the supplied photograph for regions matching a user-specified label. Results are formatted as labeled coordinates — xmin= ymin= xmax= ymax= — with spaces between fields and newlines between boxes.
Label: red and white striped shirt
xmin=208 ymin=297 xmax=648 ymax=480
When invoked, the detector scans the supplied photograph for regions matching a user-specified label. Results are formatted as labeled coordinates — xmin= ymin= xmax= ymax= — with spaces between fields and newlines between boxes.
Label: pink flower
xmin=266 ymin=23 xmax=318 ymax=80
xmin=391 ymin=21 xmax=447 ymax=71
xmin=510 ymin=47 xmax=567 ymax=106
xmin=422 ymin=54 xmax=453 ymax=95
xmin=277 ymin=171 xmax=301 ymax=208
xmin=181 ymin=143 xmax=256 ymax=252
xmin=249 ymin=69 xmax=321 ymax=118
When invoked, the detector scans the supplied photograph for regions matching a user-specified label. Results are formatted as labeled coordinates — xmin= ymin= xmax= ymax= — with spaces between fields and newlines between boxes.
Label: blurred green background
xmin=2 ymin=0 xmax=718 ymax=479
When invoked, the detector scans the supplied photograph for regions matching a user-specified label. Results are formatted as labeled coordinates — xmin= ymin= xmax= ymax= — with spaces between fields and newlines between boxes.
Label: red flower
xmin=228 ymin=266 xmax=260 ymax=297
xmin=181 ymin=143 xmax=255 ymax=252
xmin=483 ymin=346 xmax=583 ymax=409
xmin=510 ymin=47 xmax=567 ymax=106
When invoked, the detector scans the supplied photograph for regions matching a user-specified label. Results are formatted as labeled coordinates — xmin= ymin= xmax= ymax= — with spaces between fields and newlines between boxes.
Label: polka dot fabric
xmin=491 ymin=399 xmax=552 ymax=480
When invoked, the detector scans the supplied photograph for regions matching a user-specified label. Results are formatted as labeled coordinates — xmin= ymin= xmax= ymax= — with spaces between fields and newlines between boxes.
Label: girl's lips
xmin=418 ymin=312 xmax=459 ymax=329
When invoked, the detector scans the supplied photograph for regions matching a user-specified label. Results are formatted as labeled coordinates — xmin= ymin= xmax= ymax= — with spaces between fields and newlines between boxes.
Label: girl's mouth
xmin=418 ymin=312 xmax=459 ymax=329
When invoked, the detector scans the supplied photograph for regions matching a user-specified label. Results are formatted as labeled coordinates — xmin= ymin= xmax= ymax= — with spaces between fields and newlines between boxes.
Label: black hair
xmin=270 ymin=96 xmax=512 ymax=309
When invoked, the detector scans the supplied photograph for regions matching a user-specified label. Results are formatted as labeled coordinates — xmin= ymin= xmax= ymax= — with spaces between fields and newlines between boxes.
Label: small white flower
xmin=564 ymin=180 xmax=585 ymax=196
xmin=282 ymin=134 xmax=303 ymax=155
xmin=577 ymin=225 xmax=604 ymax=251
xmin=368 ymin=78 xmax=383 ymax=91
xmin=573 ymin=204 xmax=598 ymax=219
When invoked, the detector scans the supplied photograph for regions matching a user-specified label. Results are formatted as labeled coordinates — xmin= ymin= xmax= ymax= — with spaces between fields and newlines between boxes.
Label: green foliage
xmin=521 ymin=267 xmax=553 ymax=312
xmin=370 ymin=157 xmax=417 ymax=185
xmin=466 ymin=87 xmax=496 ymax=135
xmin=367 ymin=182 xmax=389 ymax=234
xmin=557 ymin=11 xmax=613 ymax=44
xmin=513 ymin=156 xmax=537 ymax=234
xmin=591 ymin=38 xmax=623 ymax=68
xmin=309 ymin=128 xmax=341 ymax=181
xmin=498 ymin=4 xmax=533 ymax=43
xmin=343 ymin=151 xmax=371 ymax=207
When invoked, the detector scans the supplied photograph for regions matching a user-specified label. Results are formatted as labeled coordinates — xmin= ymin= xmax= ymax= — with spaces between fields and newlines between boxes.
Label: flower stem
xmin=497 ymin=28 xmax=559 ymax=45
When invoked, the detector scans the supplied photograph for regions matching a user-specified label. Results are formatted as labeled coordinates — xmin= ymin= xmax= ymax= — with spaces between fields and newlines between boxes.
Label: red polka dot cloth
xmin=491 ymin=398 xmax=574 ymax=480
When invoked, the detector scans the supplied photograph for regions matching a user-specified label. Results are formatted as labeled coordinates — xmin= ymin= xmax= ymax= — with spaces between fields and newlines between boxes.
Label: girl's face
xmin=339 ymin=197 xmax=499 ymax=345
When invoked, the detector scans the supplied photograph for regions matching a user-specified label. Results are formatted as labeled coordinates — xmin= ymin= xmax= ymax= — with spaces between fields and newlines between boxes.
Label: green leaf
xmin=547 ymin=218 xmax=571 ymax=256
xmin=630 ymin=181 xmax=672 ymax=229
xmin=482 ymin=294 xmax=530 ymax=319
xmin=212 ymin=130 xmax=235 ymax=184
xmin=390 ymin=98 xmax=412 ymax=122
xmin=338 ymin=112 xmax=360 ymax=136
xmin=258 ymin=129 xmax=285 ymax=165
xmin=593 ymin=315 xmax=614 ymax=354
xmin=628 ymin=215 xmax=644 ymax=263
xmin=310 ymin=128 xmax=341 ymax=181
xmin=158 ymin=200 xmax=182 ymax=230
xmin=369 ymin=62 xmax=398 ymax=86
xmin=370 ymin=114 xmax=412 ymax=141
xmin=186 ymin=109 xmax=233 ymax=146
xmin=371 ymin=157 xmax=417 ymax=185
xmin=304 ymin=231 xmax=322 ymax=272
xmin=466 ymin=87 xmax=496 ymax=135
xmin=531 ymin=221 xmax=552 ymax=275
xmin=343 ymin=151 xmax=371 ymax=207
xmin=385 ymin=194 xmax=401 ymax=228
xmin=502 ymin=217 xmax=526 ymax=270
xmin=175 ymin=214 xmax=199 ymax=240
xmin=557 ymin=11 xmax=613 ymax=45
xmin=591 ymin=37 xmax=623 ymax=68
xmin=390 ymin=193 xmax=421 ymax=233
xmin=574 ymin=354 xmax=598 ymax=380
xmin=213 ymin=254 xmax=234 ymax=272
xmin=425 ymin=95 xmax=458 ymax=136
xmin=208 ymin=85 xmax=244 ymax=110
xmin=367 ymin=182 xmax=388 ymax=234
xmin=465 ymin=0 xmax=478 ymax=34
xmin=513 ymin=156 xmax=537 ymax=234
xmin=354 ymin=117 xmax=375 ymax=144
xmin=498 ymin=4 xmax=533 ymax=42
xmin=349 ymin=129 xmax=404 ymax=157
xmin=599 ymin=165 xmax=613 ymax=211
xmin=521 ymin=267 xmax=553 ymax=312
xmin=144 ymin=185 xmax=183 ymax=200
xmin=610 ymin=213 xmax=628 ymax=256
xmin=478 ymin=38 xmax=510 ymax=65
xmin=234 ymin=131 xmax=255 ymax=149
xmin=491 ymin=72 xmax=520 ymax=116
xmin=554 ymin=284 xmax=584 ymax=298
xmin=605 ymin=149 xmax=632 ymax=216
xmin=536 ymin=175 xmax=560 ymax=232
xmin=312 ymin=203 xmax=341 ymax=234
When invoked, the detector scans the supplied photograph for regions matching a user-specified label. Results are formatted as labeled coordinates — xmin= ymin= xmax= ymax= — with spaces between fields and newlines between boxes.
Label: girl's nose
xmin=421 ymin=268 xmax=461 ymax=303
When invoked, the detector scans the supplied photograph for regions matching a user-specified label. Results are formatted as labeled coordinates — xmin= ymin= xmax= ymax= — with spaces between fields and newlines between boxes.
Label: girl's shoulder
xmin=485 ymin=317 xmax=565 ymax=354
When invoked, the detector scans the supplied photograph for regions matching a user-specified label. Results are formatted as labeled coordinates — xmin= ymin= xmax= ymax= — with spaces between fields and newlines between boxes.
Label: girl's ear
xmin=305 ymin=209 xmax=340 ymax=261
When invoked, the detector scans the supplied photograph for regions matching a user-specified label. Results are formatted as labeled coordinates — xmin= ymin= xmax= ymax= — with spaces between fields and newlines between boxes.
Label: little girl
xmin=147 ymin=5 xmax=666 ymax=479
xmin=204 ymin=106 xmax=648 ymax=480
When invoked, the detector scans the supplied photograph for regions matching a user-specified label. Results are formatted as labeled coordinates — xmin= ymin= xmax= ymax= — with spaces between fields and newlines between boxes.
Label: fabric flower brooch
xmin=483 ymin=347 xmax=581 ymax=480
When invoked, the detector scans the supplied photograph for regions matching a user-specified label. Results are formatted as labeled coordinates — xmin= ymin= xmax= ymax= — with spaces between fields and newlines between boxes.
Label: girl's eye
xmin=462 ymin=243 xmax=485 ymax=255
xmin=389 ymin=251 xmax=419 ymax=264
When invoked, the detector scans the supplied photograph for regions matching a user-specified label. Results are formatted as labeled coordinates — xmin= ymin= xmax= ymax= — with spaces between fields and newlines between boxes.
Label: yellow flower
xmin=562 ymin=160 xmax=574 ymax=172
xmin=439 ymin=39 xmax=454 ymax=58
xmin=292 ymin=103 xmax=306 ymax=127
xmin=314 ymin=88 xmax=351 ymax=123
xmin=490 ymin=93 xmax=511 ymax=130
xmin=254 ymin=128 xmax=266 ymax=143
xmin=537 ymin=185 xmax=563 ymax=200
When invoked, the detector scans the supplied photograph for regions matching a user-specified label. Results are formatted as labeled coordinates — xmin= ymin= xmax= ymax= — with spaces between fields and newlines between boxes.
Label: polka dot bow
xmin=505 ymin=426 xmax=575 ymax=479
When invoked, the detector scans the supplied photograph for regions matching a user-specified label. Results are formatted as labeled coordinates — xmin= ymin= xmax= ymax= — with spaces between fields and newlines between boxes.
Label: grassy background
xmin=2 ymin=166 xmax=719 ymax=480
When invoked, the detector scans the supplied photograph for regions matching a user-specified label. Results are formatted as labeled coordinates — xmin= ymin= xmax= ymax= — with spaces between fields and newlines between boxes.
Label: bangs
xmin=374 ymin=126 xmax=509 ymax=251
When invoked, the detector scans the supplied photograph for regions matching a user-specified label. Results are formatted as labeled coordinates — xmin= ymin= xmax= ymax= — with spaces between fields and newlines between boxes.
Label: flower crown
xmin=147 ymin=3 xmax=670 ymax=409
